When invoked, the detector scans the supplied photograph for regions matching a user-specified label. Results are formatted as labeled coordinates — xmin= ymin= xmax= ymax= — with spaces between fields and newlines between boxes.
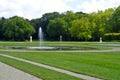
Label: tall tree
xmin=89 ymin=9 xmax=114 ymax=40
xmin=47 ymin=18 xmax=67 ymax=40
xmin=103 ymin=8 xmax=114 ymax=33
xmin=40 ymin=12 xmax=62 ymax=36
xmin=2 ymin=16 xmax=35 ymax=41
xmin=0 ymin=17 xmax=6 ymax=40
xmin=110 ymin=6 xmax=120 ymax=32
xmin=75 ymin=12 xmax=88 ymax=19
xmin=91 ymin=11 xmax=106 ymax=40
xmin=70 ymin=18 xmax=92 ymax=40
xmin=63 ymin=11 xmax=77 ymax=40
xmin=30 ymin=18 xmax=41 ymax=39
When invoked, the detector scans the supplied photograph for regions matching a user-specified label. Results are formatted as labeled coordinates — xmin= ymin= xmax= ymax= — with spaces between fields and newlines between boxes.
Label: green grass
xmin=1 ymin=51 xmax=120 ymax=80
xmin=0 ymin=56 xmax=81 ymax=80
xmin=0 ymin=41 xmax=120 ymax=79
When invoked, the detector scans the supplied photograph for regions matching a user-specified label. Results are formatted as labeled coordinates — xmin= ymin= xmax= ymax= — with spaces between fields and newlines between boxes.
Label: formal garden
xmin=0 ymin=41 xmax=120 ymax=80
xmin=0 ymin=5 xmax=120 ymax=80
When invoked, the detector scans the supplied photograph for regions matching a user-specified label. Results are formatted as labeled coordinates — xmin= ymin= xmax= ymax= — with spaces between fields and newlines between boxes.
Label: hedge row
xmin=104 ymin=33 xmax=120 ymax=41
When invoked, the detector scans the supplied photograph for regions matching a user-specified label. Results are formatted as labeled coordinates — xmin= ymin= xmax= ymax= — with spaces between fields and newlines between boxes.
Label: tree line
xmin=0 ymin=6 xmax=120 ymax=41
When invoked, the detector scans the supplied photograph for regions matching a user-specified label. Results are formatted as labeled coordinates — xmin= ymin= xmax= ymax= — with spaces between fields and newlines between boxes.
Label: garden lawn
xmin=0 ymin=51 xmax=120 ymax=80
xmin=0 ymin=56 xmax=81 ymax=80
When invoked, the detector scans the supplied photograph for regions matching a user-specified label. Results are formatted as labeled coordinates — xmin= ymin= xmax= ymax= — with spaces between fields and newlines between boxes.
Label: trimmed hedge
xmin=104 ymin=33 xmax=120 ymax=41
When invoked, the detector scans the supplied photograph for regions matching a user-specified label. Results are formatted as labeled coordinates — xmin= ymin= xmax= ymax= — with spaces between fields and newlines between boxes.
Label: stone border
xmin=0 ymin=47 xmax=120 ymax=53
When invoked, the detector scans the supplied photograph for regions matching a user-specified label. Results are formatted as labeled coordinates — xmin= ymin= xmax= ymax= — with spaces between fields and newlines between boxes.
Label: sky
xmin=0 ymin=0 xmax=120 ymax=20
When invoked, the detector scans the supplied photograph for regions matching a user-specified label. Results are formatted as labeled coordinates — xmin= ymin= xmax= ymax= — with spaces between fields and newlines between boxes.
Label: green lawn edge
xmin=1 ymin=51 xmax=120 ymax=80
xmin=0 ymin=56 xmax=82 ymax=80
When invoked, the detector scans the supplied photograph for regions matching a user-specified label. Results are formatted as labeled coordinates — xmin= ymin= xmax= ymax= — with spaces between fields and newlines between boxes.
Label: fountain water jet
xmin=39 ymin=27 xmax=43 ymax=47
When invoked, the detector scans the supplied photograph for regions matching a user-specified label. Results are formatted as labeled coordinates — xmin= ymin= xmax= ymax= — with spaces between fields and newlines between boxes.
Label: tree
xmin=30 ymin=12 xmax=63 ymax=40
xmin=70 ymin=18 xmax=92 ymax=40
xmin=75 ymin=12 xmax=88 ymax=19
xmin=46 ymin=18 xmax=67 ymax=40
xmin=88 ymin=9 xmax=114 ymax=40
xmin=104 ymin=8 xmax=114 ymax=32
xmin=30 ymin=18 xmax=41 ymax=39
xmin=0 ymin=17 xmax=6 ymax=40
xmin=62 ymin=11 xmax=77 ymax=40
xmin=110 ymin=6 xmax=120 ymax=32
xmin=89 ymin=11 xmax=106 ymax=40
xmin=2 ymin=16 xmax=35 ymax=41
xmin=40 ymin=12 xmax=62 ymax=36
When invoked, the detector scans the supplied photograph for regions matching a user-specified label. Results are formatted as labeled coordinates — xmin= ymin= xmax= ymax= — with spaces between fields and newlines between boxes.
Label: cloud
xmin=0 ymin=0 xmax=120 ymax=19
xmin=0 ymin=0 xmax=73 ymax=19
xmin=77 ymin=0 xmax=120 ymax=13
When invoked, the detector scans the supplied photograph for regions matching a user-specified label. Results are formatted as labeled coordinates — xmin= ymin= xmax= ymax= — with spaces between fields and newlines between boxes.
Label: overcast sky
xmin=0 ymin=0 xmax=120 ymax=20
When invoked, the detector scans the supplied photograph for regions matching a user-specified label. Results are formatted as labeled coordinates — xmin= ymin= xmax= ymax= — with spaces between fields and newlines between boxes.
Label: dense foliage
xmin=0 ymin=6 xmax=120 ymax=41
xmin=1 ymin=16 xmax=35 ymax=41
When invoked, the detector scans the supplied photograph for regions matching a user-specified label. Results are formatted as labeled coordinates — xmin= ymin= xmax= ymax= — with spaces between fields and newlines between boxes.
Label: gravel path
xmin=0 ymin=54 xmax=101 ymax=80
xmin=0 ymin=62 xmax=42 ymax=80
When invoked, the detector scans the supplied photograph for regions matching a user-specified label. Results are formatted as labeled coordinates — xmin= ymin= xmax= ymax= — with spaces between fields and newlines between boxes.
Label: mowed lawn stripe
xmin=2 ymin=52 xmax=120 ymax=80
xmin=0 ymin=54 xmax=101 ymax=80
xmin=0 ymin=55 xmax=82 ymax=80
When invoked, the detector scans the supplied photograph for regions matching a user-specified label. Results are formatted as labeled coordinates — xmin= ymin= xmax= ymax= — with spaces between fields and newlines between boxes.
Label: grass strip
xmin=0 ymin=56 xmax=82 ymax=80
xmin=2 ymin=52 xmax=120 ymax=80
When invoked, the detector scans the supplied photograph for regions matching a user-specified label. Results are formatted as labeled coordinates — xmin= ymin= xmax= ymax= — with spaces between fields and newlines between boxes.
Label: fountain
xmin=28 ymin=27 xmax=55 ymax=50
xmin=4 ymin=28 xmax=94 ymax=50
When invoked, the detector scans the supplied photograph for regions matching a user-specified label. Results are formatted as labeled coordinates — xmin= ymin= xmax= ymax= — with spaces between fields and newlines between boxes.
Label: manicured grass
xmin=1 ymin=51 xmax=120 ymax=80
xmin=0 ymin=41 xmax=120 ymax=79
xmin=0 ymin=56 xmax=81 ymax=80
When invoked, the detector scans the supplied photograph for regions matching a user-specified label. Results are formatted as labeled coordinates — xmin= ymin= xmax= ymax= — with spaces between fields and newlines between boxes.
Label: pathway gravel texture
xmin=0 ymin=62 xmax=42 ymax=80
xmin=0 ymin=54 xmax=101 ymax=80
